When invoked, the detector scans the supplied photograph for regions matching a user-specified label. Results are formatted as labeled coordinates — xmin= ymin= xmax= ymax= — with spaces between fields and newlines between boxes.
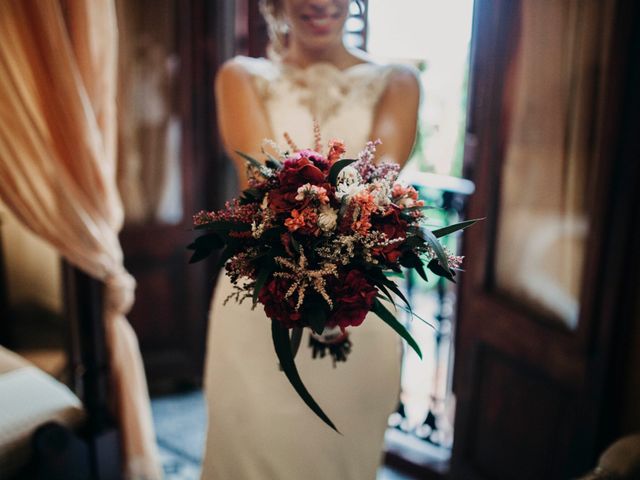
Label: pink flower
xmin=327 ymin=139 xmax=346 ymax=164
xmin=295 ymin=184 xmax=330 ymax=205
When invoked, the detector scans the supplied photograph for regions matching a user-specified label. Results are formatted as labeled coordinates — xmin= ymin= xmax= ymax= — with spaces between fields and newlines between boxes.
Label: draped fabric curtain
xmin=0 ymin=1 xmax=161 ymax=478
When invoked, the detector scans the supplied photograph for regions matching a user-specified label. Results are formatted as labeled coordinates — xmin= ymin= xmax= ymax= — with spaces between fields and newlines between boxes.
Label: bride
xmin=202 ymin=0 xmax=420 ymax=478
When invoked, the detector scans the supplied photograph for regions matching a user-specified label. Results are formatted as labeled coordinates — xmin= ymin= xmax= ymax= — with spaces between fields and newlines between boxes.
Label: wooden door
xmin=117 ymin=0 xmax=236 ymax=390
xmin=451 ymin=0 xmax=640 ymax=478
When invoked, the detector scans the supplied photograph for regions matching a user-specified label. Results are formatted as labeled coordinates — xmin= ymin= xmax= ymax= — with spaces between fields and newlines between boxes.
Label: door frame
xmin=452 ymin=0 xmax=640 ymax=477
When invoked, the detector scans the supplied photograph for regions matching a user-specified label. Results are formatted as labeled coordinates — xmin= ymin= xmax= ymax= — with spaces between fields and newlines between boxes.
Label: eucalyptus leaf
xmin=379 ymin=276 xmax=412 ymax=311
xmin=235 ymin=150 xmax=263 ymax=169
xmin=431 ymin=218 xmax=481 ymax=239
xmin=188 ymin=248 xmax=210 ymax=264
xmin=399 ymin=252 xmax=428 ymax=282
xmin=365 ymin=269 xmax=412 ymax=311
xmin=403 ymin=235 xmax=426 ymax=248
xmin=414 ymin=261 xmax=429 ymax=282
xmin=271 ymin=321 xmax=338 ymax=431
xmin=384 ymin=270 xmax=405 ymax=279
xmin=253 ymin=268 xmax=272 ymax=305
xmin=264 ymin=152 xmax=283 ymax=170
xmin=187 ymin=234 xmax=224 ymax=264
xmin=240 ymin=187 xmax=264 ymax=204
xmin=427 ymin=258 xmax=455 ymax=282
xmin=307 ymin=307 xmax=327 ymax=335
xmin=378 ymin=297 xmax=437 ymax=329
xmin=215 ymin=245 xmax=236 ymax=270
xmin=290 ymin=327 xmax=303 ymax=359
xmin=376 ymin=289 xmax=397 ymax=311
xmin=421 ymin=228 xmax=452 ymax=277
xmin=372 ymin=299 xmax=422 ymax=359
xmin=290 ymin=235 xmax=301 ymax=254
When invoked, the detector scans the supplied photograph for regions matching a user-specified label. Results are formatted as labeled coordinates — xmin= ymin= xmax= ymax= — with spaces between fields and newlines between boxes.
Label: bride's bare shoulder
xmin=215 ymin=56 xmax=269 ymax=104
xmin=348 ymin=48 xmax=420 ymax=81
xmin=217 ymin=56 xmax=272 ymax=80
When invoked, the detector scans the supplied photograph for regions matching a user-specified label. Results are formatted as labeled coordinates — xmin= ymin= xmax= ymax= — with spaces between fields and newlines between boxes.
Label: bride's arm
xmin=215 ymin=59 xmax=274 ymax=189
xmin=369 ymin=65 xmax=421 ymax=168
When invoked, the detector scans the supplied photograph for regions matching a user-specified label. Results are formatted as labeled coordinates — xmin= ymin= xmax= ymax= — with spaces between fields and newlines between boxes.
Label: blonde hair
xmin=259 ymin=0 xmax=288 ymax=58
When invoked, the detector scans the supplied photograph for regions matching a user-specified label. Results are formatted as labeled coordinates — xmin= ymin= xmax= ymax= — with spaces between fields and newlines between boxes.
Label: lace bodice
xmin=234 ymin=56 xmax=395 ymax=157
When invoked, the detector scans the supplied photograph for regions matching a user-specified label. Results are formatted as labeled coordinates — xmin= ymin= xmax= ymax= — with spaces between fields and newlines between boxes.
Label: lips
xmin=300 ymin=13 xmax=341 ymax=34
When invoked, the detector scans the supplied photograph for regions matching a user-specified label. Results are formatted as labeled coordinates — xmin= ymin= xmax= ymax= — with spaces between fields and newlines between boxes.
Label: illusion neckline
xmin=235 ymin=55 xmax=387 ymax=77
xmin=277 ymin=59 xmax=379 ymax=75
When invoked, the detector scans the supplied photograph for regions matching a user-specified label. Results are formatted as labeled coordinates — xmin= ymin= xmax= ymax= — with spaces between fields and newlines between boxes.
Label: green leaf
xmin=399 ymin=252 xmax=428 ymax=282
xmin=328 ymin=159 xmax=356 ymax=185
xmin=427 ymin=258 xmax=456 ymax=283
xmin=239 ymin=187 xmax=264 ymax=204
xmin=364 ymin=269 xmax=412 ymax=311
xmin=253 ymin=268 xmax=272 ymax=305
xmin=271 ymin=321 xmax=338 ymax=431
xmin=187 ymin=234 xmax=225 ymax=264
xmin=414 ymin=262 xmax=428 ymax=282
xmin=307 ymin=307 xmax=326 ymax=335
xmin=188 ymin=248 xmax=209 ymax=264
xmin=384 ymin=270 xmax=405 ymax=279
xmin=235 ymin=150 xmax=264 ymax=169
xmin=421 ymin=228 xmax=452 ymax=277
xmin=380 ymin=277 xmax=412 ymax=311
xmin=372 ymin=299 xmax=422 ymax=359
xmin=214 ymin=245 xmax=236 ymax=270
xmin=376 ymin=285 xmax=397 ymax=311
xmin=403 ymin=235 xmax=426 ymax=248
xmin=431 ymin=218 xmax=481 ymax=238
xmin=290 ymin=235 xmax=301 ymax=254
xmin=264 ymin=152 xmax=283 ymax=170
xmin=261 ymin=226 xmax=287 ymax=242
xmin=378 ymin=297 xmax=436 ymax=329
xmin=290 ymin=327 xmax=303 ymax=359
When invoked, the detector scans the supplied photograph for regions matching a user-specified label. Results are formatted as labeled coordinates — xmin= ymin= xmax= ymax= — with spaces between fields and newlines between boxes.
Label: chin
xmin=299 ymin=33 xmax=344 ymax=52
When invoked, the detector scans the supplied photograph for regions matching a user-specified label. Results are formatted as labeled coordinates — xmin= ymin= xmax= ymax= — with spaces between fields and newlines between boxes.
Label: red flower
xmin=259 ymin=277 xmax=302 ymax=328
xmin=268 ymin=157 xmax=326 ymax=213
xmin=327 ymin=270 xmax=377 ymax=329
xmin=290 ymin=149 xmax=331 ymax=171
xmin=373 ymin=207 xmax=408 ymax=264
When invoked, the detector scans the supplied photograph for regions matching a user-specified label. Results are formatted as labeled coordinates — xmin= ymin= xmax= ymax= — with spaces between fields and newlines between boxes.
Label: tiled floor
xmin=151 ymin=390 xmax=419 ymax=480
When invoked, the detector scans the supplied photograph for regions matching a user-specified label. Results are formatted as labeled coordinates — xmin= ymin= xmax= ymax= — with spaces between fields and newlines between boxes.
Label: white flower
xmin=295 ymin=184 xmax=313 ymax=201
xmin=397 ymin=197 xmax=416 ymax=208
xmin=261 ymin=193 xmax=269 ymax=210
xmin=370 ymin=181 xmax=391 ymax=208
xmin=317 ymin=206 xmax=338 ymax=232
xmin=335 ymin=182 xmax=365 ymax=202
xmin=335 ymin=166 xmax=365 ymax=202
xmin=337 ymin=165 xmax=361 ymax=185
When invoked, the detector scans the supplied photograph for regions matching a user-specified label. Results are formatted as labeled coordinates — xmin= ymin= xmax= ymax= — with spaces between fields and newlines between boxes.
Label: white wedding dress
xmin=201 ymin=56 xmax=402 ymax=480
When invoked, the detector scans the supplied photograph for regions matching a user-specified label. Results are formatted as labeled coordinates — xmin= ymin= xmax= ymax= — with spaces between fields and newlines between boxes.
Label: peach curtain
xmin=0 ymin=1 xmax=161 ymax=478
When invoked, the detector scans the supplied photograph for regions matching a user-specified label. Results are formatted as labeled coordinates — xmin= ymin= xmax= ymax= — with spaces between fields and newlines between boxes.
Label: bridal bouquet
xmin=189 ymin=137 xmax=476 ymax=430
